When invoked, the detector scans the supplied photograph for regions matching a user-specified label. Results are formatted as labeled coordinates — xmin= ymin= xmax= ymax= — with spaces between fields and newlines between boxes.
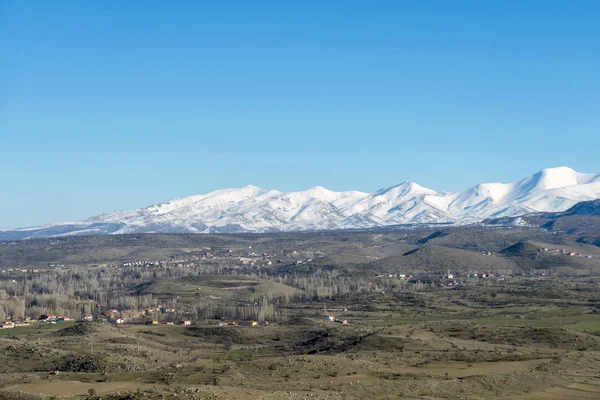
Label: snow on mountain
xmin=449 ymin=167 xmax=600 ymax=220
xmin=2 ymin=166 xmax=599 ymax=239
xmin=341 ymin=182 xmax=445 ymax=225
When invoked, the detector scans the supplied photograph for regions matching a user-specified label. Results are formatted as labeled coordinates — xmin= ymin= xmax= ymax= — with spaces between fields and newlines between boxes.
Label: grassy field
xmin=0 ymin=321 xmax=76 ymax=336
xmin=0 ymin=227 xmax=600 ymax=399
xmin=136 ymin=274 xmax=300 ymax=302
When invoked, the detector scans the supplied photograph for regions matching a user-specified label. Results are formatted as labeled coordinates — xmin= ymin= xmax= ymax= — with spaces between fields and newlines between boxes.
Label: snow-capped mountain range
xmin=2 ymin=167 xmax=600 ymax=239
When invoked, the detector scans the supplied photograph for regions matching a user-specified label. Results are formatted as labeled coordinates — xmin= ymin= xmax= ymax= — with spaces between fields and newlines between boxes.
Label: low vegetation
xmin=0 ymin=223 xmax=599 ymax=399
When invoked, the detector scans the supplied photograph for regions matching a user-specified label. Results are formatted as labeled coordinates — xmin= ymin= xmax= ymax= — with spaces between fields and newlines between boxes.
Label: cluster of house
xmin=437 ymin=280 xmax=464 ymax=288
xmin=0 ymin=314 xmax=76 ymax=329
xmin=372 ymin=270 xmax=508 ymax=289
xmin=39 ymin=314 xmax=73 ymax=323
xmin=466 ymin=272 xmax=496 ymax=279
xmin=79 ymin=301 xmax=191 ymax=326
xmin=218 ymin=321 xmax=238 ymax=326
xmin=217 ymin=320 xmax=268 ymax=327
xmin=116 ymin=250 xmax=277 ymax=270
xmin=82 ymin=312 xmax=125 ymax=324
xmin=118 ymin=255 xmax=203 ymax=269
xmin=542 ymin=248 xmax=593 ymax=258
xmin=0 ymin=316 xmax=32 ymax=329
xmin=323 ymin=315 xmax=349 ymax=325
xmin=239 ymin=253 xmax=273 ymax=266
xmin=238 ymin=249 xmax=327 ymax=267
xmin=0 ymin=268 xmax=39 ymax=274
xmin=113 ymin=248 xmax=326 ymax=271
xmin=226 ymin=248 xmax=323 ymax=267
xmin=279 ymin=250 xmax=324 ymax=265
xmin=144 ymin=319 xmax=192 ymax=326
xmin=82 ymin=311 xmax=192 ymax=327
xmin=374 ymin=273 xmax=414 ymax=280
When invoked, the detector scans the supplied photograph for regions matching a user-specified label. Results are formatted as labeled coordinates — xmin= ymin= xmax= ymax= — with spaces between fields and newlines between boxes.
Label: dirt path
xmin=2 ymin=380 xmax=157 ymax=396
xmin=395 ymin=359 xmax=545 ymax=378
xmin=515 ymin=382 xmax=600 ymax=399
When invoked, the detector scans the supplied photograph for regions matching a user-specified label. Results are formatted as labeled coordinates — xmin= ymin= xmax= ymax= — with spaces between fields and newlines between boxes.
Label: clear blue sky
xmin=1 ymin=1 xmax=599 ymax=228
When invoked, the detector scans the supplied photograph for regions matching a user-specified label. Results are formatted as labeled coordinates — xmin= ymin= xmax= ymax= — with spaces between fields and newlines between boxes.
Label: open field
xmin=0 ymin=317 xmax=599 ymax=400
xmin=0 ymin=223 xmax=599 ymax=399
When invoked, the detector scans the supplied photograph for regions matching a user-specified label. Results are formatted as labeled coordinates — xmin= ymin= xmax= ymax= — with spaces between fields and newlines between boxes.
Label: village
xmin=540 ymin=246 xmax=594 ymax=258
xmin=0 ymin=245 xmax=332 ymax=334
xmin=1 ymin=311 xmax=349 ymax=330
xmin=115 ymin=248 xmax=324 ymax=270
xmin=0 ymin=308 xmax=194 ymax=330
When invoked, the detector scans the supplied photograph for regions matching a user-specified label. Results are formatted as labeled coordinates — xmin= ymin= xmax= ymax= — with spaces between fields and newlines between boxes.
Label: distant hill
xmin=553 ymin=199 xmax=600 ymax=216
xmin=365 ymin=245 xmax=519 ymax=275
xmin=484 ymin=199 xmax=600 ymax=246
xmin=412 ymin=226 xmax=571 ymax=253
xmin=498 ymin=240 xmax=600 ymax=272
xmin=500 ymin=241 xmax=541 ymax=257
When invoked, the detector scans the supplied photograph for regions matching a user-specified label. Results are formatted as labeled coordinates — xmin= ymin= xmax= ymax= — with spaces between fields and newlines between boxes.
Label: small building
xmin=82 ymin=314 xmax=94 ymax=322
xmin=180 ymin=320 xmax=192 ymax=326
xmin=39 ymin=314 xmax=58 ymax=322
xmin=218 ymin=321 xmax=237 ymax=326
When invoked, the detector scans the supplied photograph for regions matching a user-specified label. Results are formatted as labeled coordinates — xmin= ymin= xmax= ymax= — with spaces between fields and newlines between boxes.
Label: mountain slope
xmin=2 ymin=167 xmax=600 ymax=239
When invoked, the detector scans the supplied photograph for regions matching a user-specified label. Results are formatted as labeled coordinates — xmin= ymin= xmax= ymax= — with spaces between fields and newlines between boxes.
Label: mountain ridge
xmin=2 ymin=166 xmax=600 ymax=239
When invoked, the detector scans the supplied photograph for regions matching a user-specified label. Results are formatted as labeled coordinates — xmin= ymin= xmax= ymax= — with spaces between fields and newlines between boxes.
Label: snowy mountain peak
xmin=1 ymin=167 xmax=599 ymax=239
xmin=531 ymin=166 xmax=581 ymax=189
xmin=375 ymin=181 xmax=436 ymax=197
xmin=513 ymin=166 xmax=599 ymax=196
xmin=300 ymin=186 xmax=341 ymax=198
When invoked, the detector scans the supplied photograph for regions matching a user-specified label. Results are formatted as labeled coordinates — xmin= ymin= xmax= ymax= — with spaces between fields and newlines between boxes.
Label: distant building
xmin=39 ymin=314 xmax=59 ymax=322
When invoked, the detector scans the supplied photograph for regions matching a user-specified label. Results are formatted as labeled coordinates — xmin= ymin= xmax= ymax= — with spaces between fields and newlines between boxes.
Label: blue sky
xmin=1 ymin=1 xmax=599 ymax=228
